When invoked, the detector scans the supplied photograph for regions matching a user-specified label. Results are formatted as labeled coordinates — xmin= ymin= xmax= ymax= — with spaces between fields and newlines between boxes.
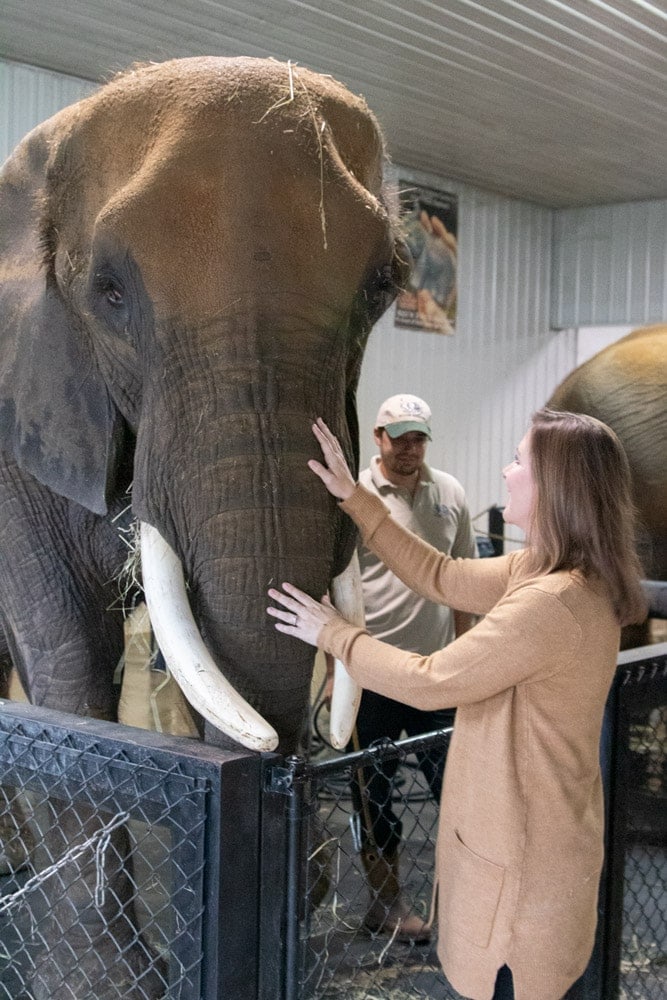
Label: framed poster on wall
xmin=394 ymin=181 xmax=458 ymax=335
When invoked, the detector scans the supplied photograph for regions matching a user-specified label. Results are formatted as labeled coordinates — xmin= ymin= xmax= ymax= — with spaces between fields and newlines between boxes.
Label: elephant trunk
xmin=131 ymin=343 xmax=362 ymax=753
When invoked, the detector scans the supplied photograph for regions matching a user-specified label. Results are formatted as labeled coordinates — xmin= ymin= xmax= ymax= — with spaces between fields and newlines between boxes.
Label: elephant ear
xmin=0 ymin=114 xmax=121 ymax=516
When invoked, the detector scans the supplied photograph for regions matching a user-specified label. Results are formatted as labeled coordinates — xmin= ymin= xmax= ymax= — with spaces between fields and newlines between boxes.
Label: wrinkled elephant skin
xmin=548 ymin=324 xmax=667 ymax=583
xmin=0 ymin=57 xmax=406 ymax=998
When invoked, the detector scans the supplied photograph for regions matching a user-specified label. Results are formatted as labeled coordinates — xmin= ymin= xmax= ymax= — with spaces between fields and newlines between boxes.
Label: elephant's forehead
xmin=63 ymin=56 xmax=385 ymax=227
xmin=117 ymin=55 xmax=359 ymax=99
xmin=88 ymin=56 xmax=376 ymax=137
xmin=39 ymin=56 xmax=392 ymax=326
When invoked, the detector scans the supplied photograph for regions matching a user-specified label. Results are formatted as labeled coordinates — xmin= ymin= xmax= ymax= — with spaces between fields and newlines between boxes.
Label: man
xmin=351 ymin=393 xmax=477 ymax=942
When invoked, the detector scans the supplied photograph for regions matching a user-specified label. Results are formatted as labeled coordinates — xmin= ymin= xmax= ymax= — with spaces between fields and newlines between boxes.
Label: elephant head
xmin=548 ymin=324 xmax=667 ymax=585
xmin=0 ymin=57 xmax=407 ymax=755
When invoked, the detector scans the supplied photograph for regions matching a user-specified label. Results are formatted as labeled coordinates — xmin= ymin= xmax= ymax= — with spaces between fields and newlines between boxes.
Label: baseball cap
xmin=375 ymin=394 xmax=432 ymax=439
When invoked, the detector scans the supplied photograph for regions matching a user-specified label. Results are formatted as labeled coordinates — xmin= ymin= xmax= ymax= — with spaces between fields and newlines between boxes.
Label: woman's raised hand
xmin=266 ymin=420 xmax=357 ymax=645
xmin=309 ymin=418 xmax=356 ymax=500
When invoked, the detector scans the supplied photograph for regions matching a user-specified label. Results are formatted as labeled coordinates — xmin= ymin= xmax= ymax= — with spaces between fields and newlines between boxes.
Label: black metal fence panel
xmin=0 ymin=701 xmax=262 ymax=1000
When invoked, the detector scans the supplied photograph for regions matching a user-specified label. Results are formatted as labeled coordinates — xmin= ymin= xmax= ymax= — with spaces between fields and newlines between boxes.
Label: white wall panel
xmin=0 ymin=58 xmax=94 ymax=163
xmin=576 ymin=325 xmax=634 ymax=367
xmin=551 ymin=200 xmax=667 ymax=328
xmin=358 ymin=167 xmax=577 ymax=547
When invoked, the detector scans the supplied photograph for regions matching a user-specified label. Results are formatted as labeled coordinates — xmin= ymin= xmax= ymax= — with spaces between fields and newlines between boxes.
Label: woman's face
xmin=502 ymin=430 xmax=536 ymax=537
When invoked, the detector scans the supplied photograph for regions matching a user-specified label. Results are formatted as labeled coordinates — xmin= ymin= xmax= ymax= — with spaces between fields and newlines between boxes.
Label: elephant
xmin=0 ymin=56 xmax=406 ymax=997
xmin=548 ymin=323 xmax=667 ymax=635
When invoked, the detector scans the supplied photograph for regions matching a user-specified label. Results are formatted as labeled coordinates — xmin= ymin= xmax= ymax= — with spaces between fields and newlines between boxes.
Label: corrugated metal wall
xmin=551 ymin=200 xmax=667 ymax=329
xmin=0 ymin=60 xmax=94 ymax=161
xmin=2 ymin=57 xmax=664 ymax=544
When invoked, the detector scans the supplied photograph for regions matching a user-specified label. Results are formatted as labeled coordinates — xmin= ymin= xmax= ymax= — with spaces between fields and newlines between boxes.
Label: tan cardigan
xmin=321 ymin=486 xmax=619 ymax=1000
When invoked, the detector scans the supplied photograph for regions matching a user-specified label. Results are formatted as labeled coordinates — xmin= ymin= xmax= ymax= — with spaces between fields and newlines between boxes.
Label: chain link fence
xmin=288 ymin=731 xmax=454 ymax=1000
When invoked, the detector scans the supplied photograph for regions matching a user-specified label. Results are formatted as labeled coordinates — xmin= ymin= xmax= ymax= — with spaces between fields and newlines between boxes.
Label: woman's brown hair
xmin=527 ymin=408 xmax=647 ymax=626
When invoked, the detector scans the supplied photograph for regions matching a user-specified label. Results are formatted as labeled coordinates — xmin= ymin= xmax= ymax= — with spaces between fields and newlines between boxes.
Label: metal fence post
xmin=261 ymin=754 xmax=310 ymax=1000
xmin=488 ymin=505 xmax=505 ymax=556
xmin=283 ymin=755 xmax=308 ymax=1000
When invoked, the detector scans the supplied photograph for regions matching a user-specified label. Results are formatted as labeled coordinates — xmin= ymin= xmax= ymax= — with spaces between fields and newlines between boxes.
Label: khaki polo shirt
xmin=357 ymin=457 xmax=477 ymax=654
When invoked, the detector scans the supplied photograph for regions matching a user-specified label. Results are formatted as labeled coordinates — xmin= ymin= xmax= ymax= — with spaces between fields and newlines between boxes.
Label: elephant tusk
xmin=328 ymin=551 xmax=364 ymax=749
xmin=139 ymin=522 xmax=279 ymax=752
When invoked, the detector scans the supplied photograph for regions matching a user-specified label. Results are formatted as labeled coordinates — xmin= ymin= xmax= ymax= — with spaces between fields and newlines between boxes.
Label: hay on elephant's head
xmin=254 ymin=60 xmax=328 ymax=249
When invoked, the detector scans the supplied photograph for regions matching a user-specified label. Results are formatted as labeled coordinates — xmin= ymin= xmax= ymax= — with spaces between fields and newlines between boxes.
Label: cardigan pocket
xmin=442 ymin=829 xmax=505 ymax=949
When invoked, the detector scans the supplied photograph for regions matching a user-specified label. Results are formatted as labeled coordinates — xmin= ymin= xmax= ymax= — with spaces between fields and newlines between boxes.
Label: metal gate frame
xmin=259 ymin=730 xmax=451 ymax=1000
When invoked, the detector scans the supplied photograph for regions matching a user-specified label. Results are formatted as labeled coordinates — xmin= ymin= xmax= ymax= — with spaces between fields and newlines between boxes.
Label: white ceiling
xmin=2 ymin=0 xmax=666 ymax=208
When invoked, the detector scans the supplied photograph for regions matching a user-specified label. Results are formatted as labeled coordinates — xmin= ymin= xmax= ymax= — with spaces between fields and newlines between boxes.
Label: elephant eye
xmin=89 ymin=266 xmax=133 ymax=340
xmin=97 ymin=275 xmax=125 ymax=308
xmin=106 ymin=284 xmax=124 ymax=306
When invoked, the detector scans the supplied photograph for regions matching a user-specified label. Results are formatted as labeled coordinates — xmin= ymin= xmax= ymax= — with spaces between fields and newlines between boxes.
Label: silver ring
xmin=292 ymin=614 xmax=298 ymax=626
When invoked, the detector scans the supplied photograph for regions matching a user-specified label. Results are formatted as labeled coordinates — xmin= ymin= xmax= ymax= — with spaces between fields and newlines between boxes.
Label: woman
xmin=267 ymin=408 xmax=646 ymax=1000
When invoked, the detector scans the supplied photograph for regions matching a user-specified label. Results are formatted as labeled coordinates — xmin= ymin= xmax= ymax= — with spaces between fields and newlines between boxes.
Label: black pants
xmin=349 ymin=690 xmax=454 ymax=854
xmin=492 ymin=965 xmax=514 ymax=1000
xmin=491 ymin=966 xmax=586 ymax=1000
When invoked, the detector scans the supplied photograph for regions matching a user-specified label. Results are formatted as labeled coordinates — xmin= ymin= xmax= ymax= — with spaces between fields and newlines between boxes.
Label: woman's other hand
xmin=309 ymin=418 xmax=356 ymax=500
xmin=267 ymin=582 xmax=345 ymax=647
